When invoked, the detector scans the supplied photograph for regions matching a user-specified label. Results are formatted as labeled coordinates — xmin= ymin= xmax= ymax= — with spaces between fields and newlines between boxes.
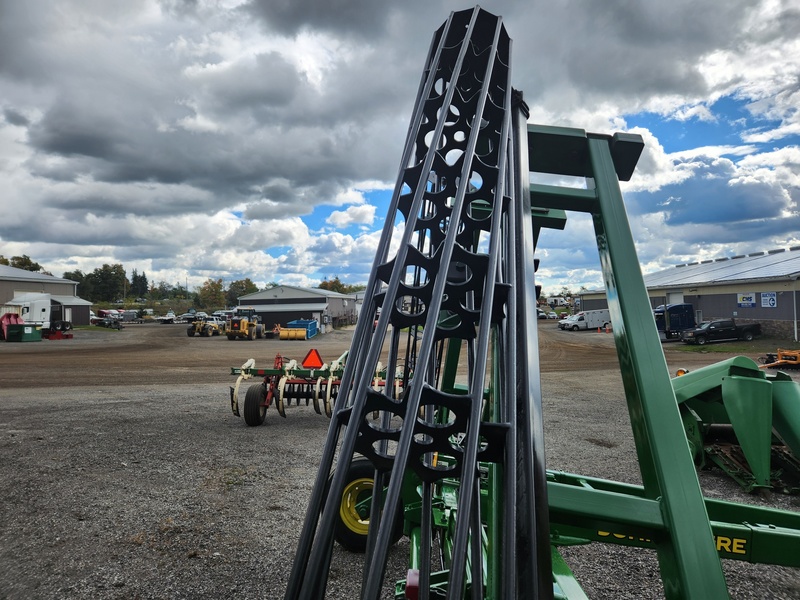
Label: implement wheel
xmin=329 ymin=458 xmax=403 ymax=553
xmin=243 ymin=383 xmax=267 ymax=426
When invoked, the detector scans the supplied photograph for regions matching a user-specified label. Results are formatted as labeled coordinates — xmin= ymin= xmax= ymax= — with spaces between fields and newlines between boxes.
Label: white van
xmin=558 ymin=309 xmax=610 ymax=331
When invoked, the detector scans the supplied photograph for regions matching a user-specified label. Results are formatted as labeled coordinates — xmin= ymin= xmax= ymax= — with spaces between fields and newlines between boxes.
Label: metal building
xmin=579 ymin=247 xmax=800 ymax=340
xmin=0 ymin=265 xmax=93 ymax=326
xmin=237 ymin=285 xmax=357 ymax=332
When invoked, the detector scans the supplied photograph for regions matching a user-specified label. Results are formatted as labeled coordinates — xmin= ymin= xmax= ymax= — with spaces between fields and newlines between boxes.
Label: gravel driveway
xmin=1 ymin=323 xmax=798 ymax=598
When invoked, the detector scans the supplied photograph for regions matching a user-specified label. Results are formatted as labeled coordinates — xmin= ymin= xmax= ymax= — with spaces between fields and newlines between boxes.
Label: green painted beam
xmin=587 ymin=134 xmax=729 ymax=599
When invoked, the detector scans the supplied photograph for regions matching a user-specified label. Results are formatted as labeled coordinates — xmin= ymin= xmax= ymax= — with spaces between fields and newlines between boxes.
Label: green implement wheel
xmin=329 ymin=458 xmax=403 ymax=553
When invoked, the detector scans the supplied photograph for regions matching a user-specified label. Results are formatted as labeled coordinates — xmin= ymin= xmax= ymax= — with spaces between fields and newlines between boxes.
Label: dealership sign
xmin=737 ymin=292 xmax=756 ymax=308
xmin=761 ymin=292 xmax=777 ymax=308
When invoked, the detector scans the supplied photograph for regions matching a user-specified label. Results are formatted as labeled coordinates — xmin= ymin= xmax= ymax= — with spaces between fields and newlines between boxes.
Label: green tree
xmin=153 ymin=281 xmax=174 ymax=300
xmin=86 ymin=264 xmax=128 ymax=302
xmin=226 ymin=278 xmax=259 ymax=306
xmin=3 ymin=254 xmax=49 ymax=274
xmin=197 ymin=278 xmax=226 ymax=309
xmin=63 ymin=269 xmax=94 ymax=300
xmin=130 ymin=269 xmax=149 ymax=298
xmin=318 ymin=276 xmax=365 ymax=295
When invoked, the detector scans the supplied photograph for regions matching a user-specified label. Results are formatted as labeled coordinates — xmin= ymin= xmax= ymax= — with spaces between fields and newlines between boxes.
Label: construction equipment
xmin=283 ymin=7 xmax=800 ymax=599
xmin=226 ymin=307 xmax=263 ymax=341
xmin=187 ymin=316 xmax=226 ymax=337
xmin=229 ymin=351 xmax=399 ymax=424
xmin=672 ymin=356 xmax=800 ymax=493
xmin=759 ymin=348 xmax=800 ymax=369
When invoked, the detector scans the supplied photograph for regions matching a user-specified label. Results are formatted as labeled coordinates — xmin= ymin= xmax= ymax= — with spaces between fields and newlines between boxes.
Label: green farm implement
xmin=277 ymin=7 xmax=800 ymax=598
xmin=672 ymin=356 xmax=800 ymax=494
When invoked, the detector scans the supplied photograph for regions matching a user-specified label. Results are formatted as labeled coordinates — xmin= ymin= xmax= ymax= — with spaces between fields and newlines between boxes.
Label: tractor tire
xmin=243 ymin=383 xmax=267 ymax=426
xmin=227 ymin=334 xmax=236 ymax=341
xmin=248 ymin=326 xmax=256 ymax=341
xmin=328 ymin=458 xmax=404 ymax=553
xmin=187 ymin=327 xmax=195 ymax=337
xmin=696 ymin=336 xmax=707 ymax=346
xmin=256 ymin=324 xmax=263 ymax=339
xmin=743 ymin=331 xmax=754 ymax=342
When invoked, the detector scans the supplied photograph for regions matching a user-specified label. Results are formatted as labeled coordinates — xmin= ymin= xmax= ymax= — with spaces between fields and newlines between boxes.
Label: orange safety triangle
xmin=302 ymin=348 xmax=324 ymax=369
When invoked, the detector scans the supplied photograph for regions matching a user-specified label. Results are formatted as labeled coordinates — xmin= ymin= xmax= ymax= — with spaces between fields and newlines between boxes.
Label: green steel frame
xmin=527 ymin=125 xmax=730 ymax=598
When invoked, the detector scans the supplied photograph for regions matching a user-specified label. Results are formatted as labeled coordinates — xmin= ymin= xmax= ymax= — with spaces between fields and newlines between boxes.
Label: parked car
xmin=680 ymin=319 xmax=761 ymax=345
xmin=95 ymin=317 xmax=122 ymax=329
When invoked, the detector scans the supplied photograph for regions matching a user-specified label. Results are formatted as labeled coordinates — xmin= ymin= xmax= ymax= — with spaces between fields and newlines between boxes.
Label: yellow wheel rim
xmin=339 ymin=477 xmax=372 ymax=535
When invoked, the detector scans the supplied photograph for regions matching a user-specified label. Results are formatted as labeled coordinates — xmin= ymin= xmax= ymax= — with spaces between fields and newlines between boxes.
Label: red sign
xmin=302 ymin=349 xmax=324 ymax=369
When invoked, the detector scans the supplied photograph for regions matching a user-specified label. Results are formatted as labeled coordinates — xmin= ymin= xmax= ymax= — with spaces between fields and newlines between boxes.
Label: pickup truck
xmin=680 ymin=319 xmax=761 ymax=345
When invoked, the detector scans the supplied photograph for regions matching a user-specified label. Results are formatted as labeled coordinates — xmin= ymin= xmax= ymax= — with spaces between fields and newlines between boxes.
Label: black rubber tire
xmin=328 ymin=458 xmax=404 ymax=553
xmin=243 ymin=383 xmax=267 ymax=426
xmin=227 ymin=334 xmax=236 ymax=341
xmin=743 ymin=331 xmax=754 ymax=342
xmin=248 ymin=326 xmax=256 ymax=341
xmin=256 ymin=324 xmax=263 ymax=339
xmin=64 ymin=321 xmax=72 ymax=331
xmin=571 ymin=325 xmax=579 ymax=331
xmin=696 ymin=336 xmax=707 ymax=346
xmin=187 ymin=327 xmax=195 ymax=337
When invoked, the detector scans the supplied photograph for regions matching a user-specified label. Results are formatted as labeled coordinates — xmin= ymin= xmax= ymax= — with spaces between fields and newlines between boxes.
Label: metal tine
xmin=509 ymin=91 xmax=552 ymax=597
xmin=442 ymin=17 xmax=512 ymax=599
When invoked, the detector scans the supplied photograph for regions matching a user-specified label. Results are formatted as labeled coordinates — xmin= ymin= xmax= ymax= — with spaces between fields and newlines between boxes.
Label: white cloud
xmin=1 ymin=0 xmax=798 ymax=295
xmin=326 ymin=204 xmax=375 ymax=228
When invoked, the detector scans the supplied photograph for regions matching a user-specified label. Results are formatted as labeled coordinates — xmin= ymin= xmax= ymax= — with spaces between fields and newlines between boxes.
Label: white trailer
xmin=559 ymin=309 xmax=610 ymax=331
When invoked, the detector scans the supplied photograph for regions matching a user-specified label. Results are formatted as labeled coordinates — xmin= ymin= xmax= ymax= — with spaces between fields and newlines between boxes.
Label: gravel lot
xmin=1 ymin=322 xmax=799 ymax=598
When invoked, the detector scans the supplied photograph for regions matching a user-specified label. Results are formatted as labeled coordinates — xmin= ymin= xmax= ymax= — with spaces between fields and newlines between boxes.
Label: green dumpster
xmin=5 ymin=324 xmax=42 ymax=342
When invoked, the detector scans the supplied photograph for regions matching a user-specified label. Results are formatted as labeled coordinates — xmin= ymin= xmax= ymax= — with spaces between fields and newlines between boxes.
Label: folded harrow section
xmin=285 ymin=7 xmax=550 ymax=599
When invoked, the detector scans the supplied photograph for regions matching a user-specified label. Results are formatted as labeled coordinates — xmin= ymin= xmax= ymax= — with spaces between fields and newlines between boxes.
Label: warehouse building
xmin=0 ymin=265 xmax=93 ymax=326
xmin=237 ymin=285 xmax=357 ymax=332
xmin=578 ymin=247 xmax=800 ymax=341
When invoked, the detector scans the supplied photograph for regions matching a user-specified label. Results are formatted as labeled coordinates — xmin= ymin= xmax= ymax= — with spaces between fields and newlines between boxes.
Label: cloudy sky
xmin=1 ymin=0 xmax=798 ymax=296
